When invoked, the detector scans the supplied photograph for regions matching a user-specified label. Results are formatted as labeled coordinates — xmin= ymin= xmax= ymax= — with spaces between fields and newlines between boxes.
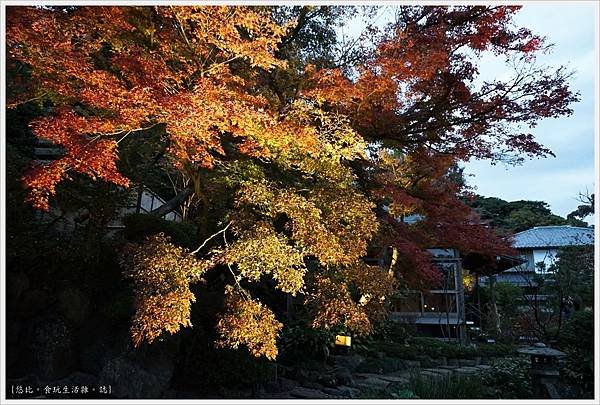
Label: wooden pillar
xmin=489 ymin=275 xmax=501 ymax=336
xmin=455 ymin=259 xmax=467 ymax=344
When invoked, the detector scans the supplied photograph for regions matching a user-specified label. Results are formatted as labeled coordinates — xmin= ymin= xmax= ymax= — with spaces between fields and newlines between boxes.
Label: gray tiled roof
xmin=513 ymin=226 xmax=594 ymax=249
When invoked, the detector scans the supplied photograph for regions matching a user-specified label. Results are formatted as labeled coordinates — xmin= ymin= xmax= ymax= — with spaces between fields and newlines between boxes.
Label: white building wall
xmin=532 ymin=248 xmax=558 ymax=273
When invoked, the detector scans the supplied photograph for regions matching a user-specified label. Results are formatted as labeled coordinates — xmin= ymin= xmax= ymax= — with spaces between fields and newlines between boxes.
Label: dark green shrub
xmin=476 ymin=343 xmax=516 ymax=358
xmin=187 ymin=346 xmax=276 ymax=394
xmin=358 ymin=335 xmax=516 ymax=364
xmin=559 ymin=310 xmax=594 ymax=398
xmin=371 ymin=319 xmax=411 ymax=343
xmin=479 ymin=356 xmax=533 ymax=398
xmin=122 ymin=213 xmax=197 ymax=248
xmin=560 ymin=310 xmax=593 ymax=348
xmin=279 ymin=323 xmax=334 ymax=364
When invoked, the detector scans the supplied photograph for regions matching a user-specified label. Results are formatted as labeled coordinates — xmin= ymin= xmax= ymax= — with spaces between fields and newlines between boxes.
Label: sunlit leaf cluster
xmin=120 ymin=233 xmax=210 ymax=346
xmin=215 ymin=286 xmax=283 ymax=360
xmin=224 ymin=222 xmax=306 ymax=295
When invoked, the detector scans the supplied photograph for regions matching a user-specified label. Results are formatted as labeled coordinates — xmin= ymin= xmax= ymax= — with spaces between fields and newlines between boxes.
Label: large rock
xmin=458 ymin=359 xmax=477 ymax=367
xmin=376 ymin=375 xmax=409 ymax=384
xmin=352 ymin=373 xmax=392 ymax=389
xmin=290 ymin=387 xmax=329 ymax=399
xmin=300 ymin=380 xmax=324 ymax=390
xmin=336 ymin=385 xmax=361 ymax=397
xmin=403 ymin=359 xmax=421 ymax=369
xmin=447 ymin=358 xmax=459 ymax=367
xmin=99 ymin=355 xmax=174 ymax=398
xmin=6 ymin=271 xmax=29 ymax=310
xmin=78 ymin=317 xmax=125 ymax=375
xmin=18 ymin=289 xmax=51 ymax=318
xmin=322 ymin=387 xmax=351 ymax=397
xmin=28 ymin=318 xmax=75 ymax=381
xmin=328 ymin=354 xmax=365 ymax=372
xmin=6 ymin=320 xmax=22 ymax=344
xmin=317 ymin=373 xmax=337 ymax=388
xmin=79 ymin=342 xmax=116 ymax=376
xmin=57 ymin=288 xmax=89 ymax=323
xmin=333 ymin=367 xmax=354 ymax=386
xmin=50 ymin=371 xmax=98 ymax=388
xmin=278 ymin=377 xmax=299 ymax=392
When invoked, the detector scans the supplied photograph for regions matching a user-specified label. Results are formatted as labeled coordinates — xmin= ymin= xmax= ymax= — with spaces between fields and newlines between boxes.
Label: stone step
xmin=454 ymin=367 xmax=479 ymax=375
xmin=290 ymin=387 xmax=331 ymax=399
xmin=423 ymin=368 xmax=454 ymax=376
xmin=260 ymin=391 xmax=295 ymax=399
xmin=321 ymin=387 xmax=350 ymax=397
xmin=335 ymin=385 xmax=361 ymax=397
xmin=376 ymin=375 xmax=409 ymax=384
xmin=419 ymin=371 xmax=440 ymax=378
xmin=353 ymin=377 xmax=392 ymax=390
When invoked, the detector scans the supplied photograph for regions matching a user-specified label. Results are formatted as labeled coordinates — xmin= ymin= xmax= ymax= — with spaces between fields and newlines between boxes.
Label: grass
xmin=407 ymin=372 xmax=488 ymax=399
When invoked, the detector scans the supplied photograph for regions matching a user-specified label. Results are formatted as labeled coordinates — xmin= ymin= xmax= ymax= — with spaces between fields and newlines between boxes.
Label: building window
xmin=430 ymin=262 xmax=457 ymax=290
xmin=393 ymin=292 xmax=422 ymax=313
xmin=423 ymin=293 xmax=457 ymax=313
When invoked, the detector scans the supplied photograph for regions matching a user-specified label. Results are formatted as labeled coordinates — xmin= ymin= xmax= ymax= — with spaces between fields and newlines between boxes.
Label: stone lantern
xmin=517 ymin=342 xmax=566 ymax=399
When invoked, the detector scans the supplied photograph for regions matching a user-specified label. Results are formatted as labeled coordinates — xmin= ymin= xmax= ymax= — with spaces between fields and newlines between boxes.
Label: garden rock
xmin=440 ymin=365 xmax=459 ymax=370
xmin=454 ymin=366 xmax=478 ymax=375
xmin=376 ymin=375 xmax=409 ymax=384
xmin=300 ymin=380 xmax=324 ymax=390
xmin=19 ymin=290 xmax=51 ymax=318
xmin=6 ymin=320 xmax=22 ymax=344
xmin=322 ymin=387 xmax=350 ymax=397
xmin=353 ymin=373 xmax=392 ymax=389
xmin=290 ymin=387 xmax=329 ymax=399
xmin=263 ymin=381 xmax=281 ymax=393
xmin=416 ymin=355 xmax=433 ymax=367
xmin=49 ymin=371 xmax=97 ymax=388
xmin=458 ymin=359 xmax=477 ymax=367
xmin=57 ymin=287 xmax=89 ymax=323
xmin=99 ymin=355 xmax=174 ymax=398
xmin=329 ymin=354 xmax=364 ymax=371
xmin=278 ymin=377 xmax=298 ymax=392
xmin=404 ymin=360 xmax=421 ymax=369
xmin=317 ymin=372 xmax=337 ymax=388
xmin=7 ymin=271 xmax=29 ymax=310
xmin=28 ymin=317 xmax=74 ymax=381
xmin=336 ymin=385 xmax=361 ymax=397
xmin=162 ymin=390 xmax=200 ymax=398
xmin=420 ymin=370 xmax=440 ymax=378
xmin=332 ymin=367 xmax=354 ymax=386
xmin=423 ymin=368 xmax=453 ymax=376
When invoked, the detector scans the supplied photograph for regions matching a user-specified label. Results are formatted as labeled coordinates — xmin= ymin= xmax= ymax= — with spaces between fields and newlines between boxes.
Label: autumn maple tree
xmin=6 ymin=6 xmax=578 ymax=359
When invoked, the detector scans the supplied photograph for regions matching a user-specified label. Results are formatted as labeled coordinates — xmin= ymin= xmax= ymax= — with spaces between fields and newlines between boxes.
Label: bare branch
xmin=191 ymin=221 xmax=233 ymax=255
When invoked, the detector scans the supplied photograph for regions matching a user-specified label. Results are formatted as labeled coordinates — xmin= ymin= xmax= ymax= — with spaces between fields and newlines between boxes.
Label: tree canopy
xmin=6 ymin=5 xmax=579 ymax=359
xmin=467 ymin=195 xmax=589 ymax=234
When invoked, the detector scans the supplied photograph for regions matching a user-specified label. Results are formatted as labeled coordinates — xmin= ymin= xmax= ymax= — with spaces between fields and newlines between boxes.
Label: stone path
xmin=269 ymin=364 xmax=493 ymax=399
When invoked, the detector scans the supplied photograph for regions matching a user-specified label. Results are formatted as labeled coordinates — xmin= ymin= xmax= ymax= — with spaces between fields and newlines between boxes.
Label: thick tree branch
xmin=150 ymin=187 xmax=194 ymax=217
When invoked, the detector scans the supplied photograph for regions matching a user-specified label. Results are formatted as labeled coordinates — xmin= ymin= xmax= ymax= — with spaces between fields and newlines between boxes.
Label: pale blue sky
xmin=463 ymin=4 xmax=597 ymax=221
